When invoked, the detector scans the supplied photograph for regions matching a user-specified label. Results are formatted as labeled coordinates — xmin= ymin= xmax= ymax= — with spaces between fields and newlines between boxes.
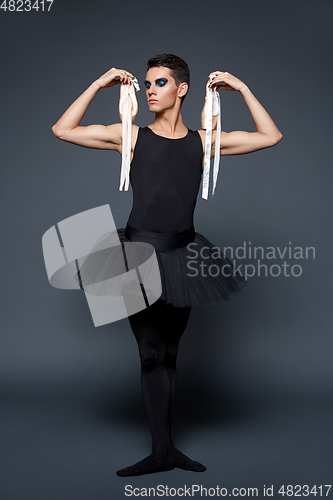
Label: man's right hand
xmin=96 ymin=67 xmax=135 ymax=89
xmin=52 ymin=67 xmax=138 ymax=151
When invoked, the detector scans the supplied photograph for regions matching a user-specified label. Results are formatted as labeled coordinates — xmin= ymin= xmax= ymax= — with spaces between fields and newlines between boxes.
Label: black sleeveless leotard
xmin=127 ymin=126 xmax=203 ymax=233
xmin=74 ymin=125 xmax=248 ymax=308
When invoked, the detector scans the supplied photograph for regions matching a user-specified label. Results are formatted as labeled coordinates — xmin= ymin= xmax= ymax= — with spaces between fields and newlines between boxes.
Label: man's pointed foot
xmin=116 ymin=452 xmax=175 ymax=477
xmin=171 ymin=447 xmax=206 ymax=472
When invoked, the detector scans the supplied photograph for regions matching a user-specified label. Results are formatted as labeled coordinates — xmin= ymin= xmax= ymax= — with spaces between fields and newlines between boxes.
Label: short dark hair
xmin=146 ymin=54 xmax=190 ymax=105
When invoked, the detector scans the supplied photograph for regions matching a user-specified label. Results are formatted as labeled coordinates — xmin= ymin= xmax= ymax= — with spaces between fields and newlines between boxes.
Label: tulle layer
xmin=73 ymin=228 xmax=248 ymax=308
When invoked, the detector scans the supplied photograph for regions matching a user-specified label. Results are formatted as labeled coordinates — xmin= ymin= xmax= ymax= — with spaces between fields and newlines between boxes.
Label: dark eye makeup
xmin=144 ymin=78 xmax=168 ymax=89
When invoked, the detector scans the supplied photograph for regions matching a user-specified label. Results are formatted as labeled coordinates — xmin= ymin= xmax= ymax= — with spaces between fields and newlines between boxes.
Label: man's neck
xmin=150 ymin=110 xmax=187 ymax=137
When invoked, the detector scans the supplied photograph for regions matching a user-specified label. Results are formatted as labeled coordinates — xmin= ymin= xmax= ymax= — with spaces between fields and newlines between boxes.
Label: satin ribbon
xmin=119 ymin=77 xmax=140 ymax=192
xmin=202 ymin=76 xmax=221 ymax=200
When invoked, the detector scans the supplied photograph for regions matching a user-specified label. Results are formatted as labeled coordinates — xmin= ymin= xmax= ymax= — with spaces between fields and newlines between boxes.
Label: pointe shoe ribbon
xmin=119 ymin=77 xmax=140 ymax=192
xmin=201 ymin=75 xmax=221 ymax=200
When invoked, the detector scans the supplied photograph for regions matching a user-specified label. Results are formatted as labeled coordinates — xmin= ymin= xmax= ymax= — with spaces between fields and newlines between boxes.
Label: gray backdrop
xmin=1 ymin=0 xmax=332 ymax=498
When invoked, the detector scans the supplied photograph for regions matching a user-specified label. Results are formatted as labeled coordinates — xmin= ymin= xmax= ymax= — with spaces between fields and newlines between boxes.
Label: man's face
xmin=144 ymin=67 xmax=182 ymax=112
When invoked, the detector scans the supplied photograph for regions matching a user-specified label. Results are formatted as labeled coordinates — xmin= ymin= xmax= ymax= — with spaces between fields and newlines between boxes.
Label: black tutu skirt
xmin=73 ymin=224 xmax=248 ymax=309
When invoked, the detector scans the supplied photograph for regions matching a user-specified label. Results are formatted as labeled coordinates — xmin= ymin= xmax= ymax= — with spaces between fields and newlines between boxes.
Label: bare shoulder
xmin=196 ymin=129 xmax=229 ymax=160
xmin=131 ymin=124 xmax=140 ymax=149
xmin=106 ymin=123 xmax=140 ymax=157
xmin=130 ymin=124 xmax=140 ymax=162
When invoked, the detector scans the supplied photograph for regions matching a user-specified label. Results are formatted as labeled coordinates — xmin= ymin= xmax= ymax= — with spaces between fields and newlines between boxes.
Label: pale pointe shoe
xmin=119 ymin=78 xmax=139 ymax=123
xmin=201 ymin=76 xmax=219 ymax=130
xmin=201 ymin=75 xmax=222 ymax=200
xmin=118 ymin=77 xmax=140 ymax=192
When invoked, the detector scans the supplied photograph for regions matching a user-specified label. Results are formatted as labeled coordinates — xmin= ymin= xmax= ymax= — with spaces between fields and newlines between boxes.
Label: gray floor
xmin=1 ymin=374 xmax=332 ymax=499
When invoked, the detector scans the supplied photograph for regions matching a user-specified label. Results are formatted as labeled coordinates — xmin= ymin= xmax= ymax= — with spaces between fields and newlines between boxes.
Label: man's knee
xmin=140 ymin=344 xmax=165 ymax=372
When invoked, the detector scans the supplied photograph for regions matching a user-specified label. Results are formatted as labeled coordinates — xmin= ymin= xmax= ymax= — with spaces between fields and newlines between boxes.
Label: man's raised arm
xmin=202 ymin=71 xmax=283 ymax=157
xmin=51 ymin=67 xmax=135 ymax=150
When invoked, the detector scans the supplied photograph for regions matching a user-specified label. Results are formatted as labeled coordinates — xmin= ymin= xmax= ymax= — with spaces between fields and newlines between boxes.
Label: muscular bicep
xmin=218 ymin=130 xmax=282 ymax=156
xmin=52 ymin=123 xmax=123 ymax=150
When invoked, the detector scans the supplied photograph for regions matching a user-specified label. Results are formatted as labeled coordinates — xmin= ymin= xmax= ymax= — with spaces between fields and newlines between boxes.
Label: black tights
xmin=116 ymin=298 xmax=206 ymax=477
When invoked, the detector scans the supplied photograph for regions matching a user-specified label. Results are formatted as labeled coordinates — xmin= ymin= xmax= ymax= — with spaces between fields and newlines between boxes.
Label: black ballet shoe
xmin=171 ymin=446 xmax=206 ymax=472
xmin=116 ymin=451 xmax=175 ymax=477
